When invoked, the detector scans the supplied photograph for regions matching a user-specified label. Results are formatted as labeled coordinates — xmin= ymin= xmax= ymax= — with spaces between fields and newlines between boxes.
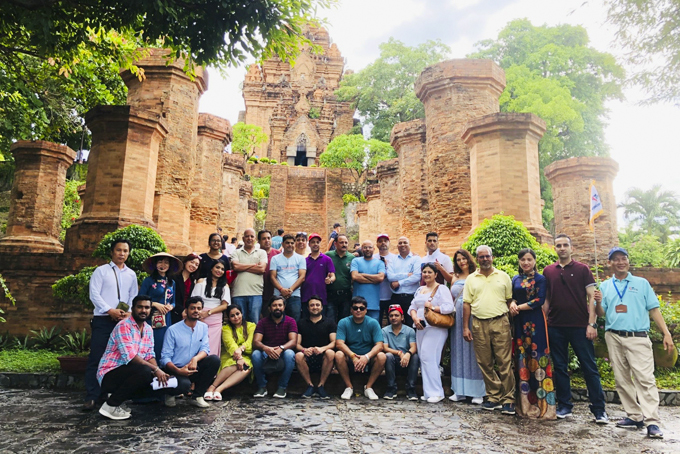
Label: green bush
xmin=259 ymin=157 xmax=270 ymax=164
xmin=649 ymin=296 xmax=680 ymax=343
xmin=30 ymin=326 xmax=62 ymax=350
xmin=0 ymin=349 xmax=62 ymax=373
xmin=280 ymin=162 xmax=289 ymax=166
xmin=620 ymin=234 xmax=667 ymax=267
xmin=59 ymin=329 xmax=91 ymax=354
xmin=462 ymin=214 xmax=557 ymax=276
xmin=251 ymin=175 xmax=271 ymax=200
xmin=60 ymin=179 xmax=85 ymax=242
xmin=269 ymin=159 xmax=278 ymax=164
xmin=342 ymin=193 xmax=359 ymax=204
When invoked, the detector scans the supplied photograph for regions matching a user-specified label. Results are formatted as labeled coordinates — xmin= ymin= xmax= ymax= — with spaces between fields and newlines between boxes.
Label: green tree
xmin=469 ymin=19 xmax=625 ymax=229
xmin=619 ymin=185 xmax=680 ymax=242
xmin=319 ymin=134 xmax=396 ymax=197
xmin=336 ymin=38 xmax=450 ymax=142
xmin=604 ymin=0 xmax=680 ymax=103
xmin=619 ymin=234 xmax=667 ymax=267
xmin=231 ymin=123 xmax=269 ymax=161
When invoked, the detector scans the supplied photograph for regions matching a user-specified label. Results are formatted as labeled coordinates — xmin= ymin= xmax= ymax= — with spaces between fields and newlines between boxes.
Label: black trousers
xmin=167 ymin=355 xmax=221 ymax=397
xmin=390 ymin=293 xmax=415 ymax=327
xmin=85 ymin=316 xmax=118 ymax=402
xmin=327 ymin=289 xmax=352 ymax=323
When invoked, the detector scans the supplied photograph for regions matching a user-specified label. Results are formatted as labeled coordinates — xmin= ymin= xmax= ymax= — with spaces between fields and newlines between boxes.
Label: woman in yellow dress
xmin=203 ymin=304 xmax=255 ymax=401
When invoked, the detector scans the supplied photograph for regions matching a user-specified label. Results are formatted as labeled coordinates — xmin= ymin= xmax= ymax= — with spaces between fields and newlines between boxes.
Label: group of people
xmin=83 ymin=228 xmax=673 ymax=439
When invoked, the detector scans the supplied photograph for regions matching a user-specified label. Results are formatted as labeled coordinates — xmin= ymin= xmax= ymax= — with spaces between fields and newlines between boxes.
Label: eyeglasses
xmin=477 ymin=255 xmax=491 ymax=259
xmin=351 ymin=306 xmax=366 ymax=311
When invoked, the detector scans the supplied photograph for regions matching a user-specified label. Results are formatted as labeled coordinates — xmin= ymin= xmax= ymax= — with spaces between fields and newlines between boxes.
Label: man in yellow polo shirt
xmin=462 ymin=245 xmax=515 ymax=415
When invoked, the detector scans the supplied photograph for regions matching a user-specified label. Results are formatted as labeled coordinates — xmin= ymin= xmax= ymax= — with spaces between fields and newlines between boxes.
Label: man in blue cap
xmin=594 ymin=247 xmax=675 ymax=439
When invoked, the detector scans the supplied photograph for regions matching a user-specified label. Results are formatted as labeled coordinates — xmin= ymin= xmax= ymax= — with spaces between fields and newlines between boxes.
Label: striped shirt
xmin=97 ymin=317 xmax=155 ymax=384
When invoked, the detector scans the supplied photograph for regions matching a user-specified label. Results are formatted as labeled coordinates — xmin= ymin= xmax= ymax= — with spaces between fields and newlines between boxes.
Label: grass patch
xmin=571 ymin=367 xmax=680 ymax=390
xmin=0 ymin=349 xmax=63 ymax=373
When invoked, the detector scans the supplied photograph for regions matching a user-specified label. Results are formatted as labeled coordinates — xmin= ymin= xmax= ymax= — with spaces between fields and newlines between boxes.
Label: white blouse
xmin=191 ymin=280 xmax=231 ymax=310
xmin=408 ymin=285 xmax=455 ymax=320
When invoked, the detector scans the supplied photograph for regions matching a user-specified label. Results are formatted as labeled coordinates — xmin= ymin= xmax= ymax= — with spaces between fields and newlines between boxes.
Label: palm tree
xmin=619 ymin=185 xmax=680 ymax=243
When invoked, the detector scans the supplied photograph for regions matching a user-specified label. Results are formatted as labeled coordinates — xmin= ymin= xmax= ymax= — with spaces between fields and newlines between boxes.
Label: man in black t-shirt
xmin=295 ymin=295 xmax=337 ymax=399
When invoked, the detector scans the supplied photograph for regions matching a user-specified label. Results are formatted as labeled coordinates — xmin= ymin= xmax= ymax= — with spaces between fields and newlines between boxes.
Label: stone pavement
xmin=0 ymin=389 xmax=678 ymax=453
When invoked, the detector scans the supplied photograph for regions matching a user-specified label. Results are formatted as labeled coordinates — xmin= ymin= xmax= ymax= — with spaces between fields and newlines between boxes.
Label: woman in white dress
xmin=409 ymin=263 xmax=455 ymax=403
xmin=191 ymin=260 xmax=230 ymax=356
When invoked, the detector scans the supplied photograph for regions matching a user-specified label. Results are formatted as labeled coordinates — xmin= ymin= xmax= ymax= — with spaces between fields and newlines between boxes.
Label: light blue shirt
xmin=89 ymin=261 xmax=138 ymax=316
xmin=374 ymin=253 xmax=397 ymax=300
xmin=270 ymin=252 xmax=307 ymax=297
xmin=599 ymin=272 xmax=659 ymax=332
xmin=160 ymin=321 xmax=211 ymax=367
xmin=386 ymin=252 xmax=422 ymax=295
xmin=350 ymin=257 xmax=386 ymax=311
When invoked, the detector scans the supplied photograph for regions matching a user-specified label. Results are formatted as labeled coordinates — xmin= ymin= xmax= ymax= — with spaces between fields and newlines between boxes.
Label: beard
xmin=271 ymin=309 xmax=284 ymax=318
xmin=132 ymin=312 xmax=147 ymax=323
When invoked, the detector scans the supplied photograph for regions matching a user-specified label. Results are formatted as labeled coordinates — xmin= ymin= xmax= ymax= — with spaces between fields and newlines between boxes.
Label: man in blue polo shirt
xmin=595 ymin=247 xmax=674 ymax=439
xmin=350 ymin=240 xmax=385 ymax=323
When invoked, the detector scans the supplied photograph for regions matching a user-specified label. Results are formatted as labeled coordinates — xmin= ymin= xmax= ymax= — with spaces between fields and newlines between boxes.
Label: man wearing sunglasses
xmin=543 ymin=234 xmax=608 ymax=424
xmin=335 ymin=296 xmax=386 ymax=400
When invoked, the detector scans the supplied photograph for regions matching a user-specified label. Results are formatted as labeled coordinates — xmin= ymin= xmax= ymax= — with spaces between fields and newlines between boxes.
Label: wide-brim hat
xmin=143 ymin=252 xmax=183 ymax=274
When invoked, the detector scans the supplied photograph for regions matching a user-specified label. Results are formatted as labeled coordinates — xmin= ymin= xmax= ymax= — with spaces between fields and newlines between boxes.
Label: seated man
xmin=160 ymin=296 xmax=221 ymax=408
xmin=334 ymin=296 xmax=386 ymax=400
xmin=382 ymin=304 xmax=419 ymax=401
xmin=97 ymin=295 xmax=173 ymax=420
xmin=252 ymin=295 xmax=298 ymax=398
xmin=295 ymin=295 xmax=337 ymax=399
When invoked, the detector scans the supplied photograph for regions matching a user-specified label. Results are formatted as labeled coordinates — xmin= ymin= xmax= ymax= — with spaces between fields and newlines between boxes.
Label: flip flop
xmin=213 ymin=392 xmax=222 ymax=401
xmin=203 ymin=392 xmax=214 ymax=401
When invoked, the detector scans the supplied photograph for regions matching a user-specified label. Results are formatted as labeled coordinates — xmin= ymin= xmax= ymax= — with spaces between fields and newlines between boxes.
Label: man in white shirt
xmin=83 ymin=238 xmax=138 ymax=411
xmin=231 ymin=228 xmax=268 ymax=323
xmin=422 ymin=232 xmax=453 ymax=284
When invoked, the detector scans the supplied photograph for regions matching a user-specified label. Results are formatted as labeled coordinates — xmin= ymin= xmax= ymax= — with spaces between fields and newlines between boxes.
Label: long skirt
xmin=450 ymin=296 xmax=486 ymax=398
xmin=416 ymin=325 xmax=448 ymax=398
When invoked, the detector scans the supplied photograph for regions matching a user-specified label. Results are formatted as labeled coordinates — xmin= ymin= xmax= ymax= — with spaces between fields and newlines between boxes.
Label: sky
xmin=198 ymin=0 xmax=680 ymax=226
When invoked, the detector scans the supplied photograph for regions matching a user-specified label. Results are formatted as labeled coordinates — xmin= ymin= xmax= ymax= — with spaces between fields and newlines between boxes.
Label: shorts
xmin=345 ymin=354 xmax=373 ymax=374
xmin=306 ymin=353 xmax=324 ymax=373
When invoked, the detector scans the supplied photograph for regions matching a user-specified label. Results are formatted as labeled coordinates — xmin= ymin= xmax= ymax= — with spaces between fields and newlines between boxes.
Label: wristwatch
xmin=588 ymin=323 xmax=598 ymax=329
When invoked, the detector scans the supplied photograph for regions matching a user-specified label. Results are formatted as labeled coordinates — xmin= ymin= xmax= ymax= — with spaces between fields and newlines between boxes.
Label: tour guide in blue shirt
xmin=386 ymin=236 xmax=422 ymax=327
xmin=350 ymin=240 xmax=386 ymax=323
xmin=594 ymin=247 xmax=674 ymax=439
xmin=161 ymin=296 xmax=221 ymax=408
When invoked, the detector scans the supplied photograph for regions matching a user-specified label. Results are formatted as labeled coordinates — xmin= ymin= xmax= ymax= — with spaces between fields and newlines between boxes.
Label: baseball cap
xmin=608 ymin=247 xmax=629 ymax=260
xmin=387 ymin=304 xmax=403 ymax=315
xmin=377 ymin=233 xmax=390 ymax=240
xmin=308 ymin=233 xmax=322 ymax=241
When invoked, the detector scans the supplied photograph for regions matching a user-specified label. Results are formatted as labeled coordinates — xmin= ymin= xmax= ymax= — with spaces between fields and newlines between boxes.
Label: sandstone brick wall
xmin=218 ymin=153 xmax=246 ymax=241
xmin=361 ymin=184 xmax=382 ymax=246
xmin=415 ymin=59 xmax=505 ymax=253
xmin=122 ymin=48 xmax=207 ymax=255
xmin=64 ymin=106 xmax=167 ymax=254
xmin=545 ymin=156 xmax=619 ymax=265
xmin=376 ymin=159 xmax=401 ymax=252
xmin=190 ymin=114 xmax=232 ymax=252
xmin=463 ymin=112 xmax=551 ymax=243
xmin=0 ymin=141 xmax=75 ymax=253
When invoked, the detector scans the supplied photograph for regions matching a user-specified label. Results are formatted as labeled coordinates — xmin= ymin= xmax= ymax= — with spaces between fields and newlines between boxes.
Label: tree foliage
xmin=60 ymin=179 xmax=85 ymax=242
xmin=336 ymin=38 xmax=450 ymax=142
xmin=619 ymin=185 xmax=680 ymax=243
xmin=462 ymin=214 xmax=558 ymax=276
xmin=231 ymin=123 xmax=269 ymax=161
xmin=604 ymin=0 xmax=680 ymax=104
xmin=619 ymin=233 xmax=667 ymax=268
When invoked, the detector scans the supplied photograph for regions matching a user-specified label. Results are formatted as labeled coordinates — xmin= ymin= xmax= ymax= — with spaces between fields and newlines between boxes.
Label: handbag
xmin=424 ymin=284 xmax=455 ymax=328
xmin=151 ymin=287 xmax=169 ymax=329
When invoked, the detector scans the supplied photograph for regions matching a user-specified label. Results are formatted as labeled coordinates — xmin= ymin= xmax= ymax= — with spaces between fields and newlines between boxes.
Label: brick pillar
xmin=376 ymin=158 xmax=401 ymax=252
xmin=391 ymin=119 xmax=428 ymax=254
xmin=545 ymin=157 xmax=619 ymax=266
xmin=0 ymin=141 xmax=76 ymax=253
xmin=262 ymin=166 xmax=288 ymax=235
xmin=122 ymin=48 xmax=208 ymax=255
xmin=238 ymin=180 xmax=253 ymax=234
xmin=363 ymin=184 xmax=381 ymax=245
xmin=325 ymin=168 xmax=345 ymax=252
xmin=356 ymin=202 xmax=369 ymax=245
xmin=64 ymin=106 xmax=167 ymax=254
xmin=189 ymin=114 xmax=232 ymax=252
xmin=218 ymin=154 xmax=245 ymax=240
xmin=415 ymin=59 xmax=505 ymax=253
xmin=462 ymin=112 xmax=552 ymax=244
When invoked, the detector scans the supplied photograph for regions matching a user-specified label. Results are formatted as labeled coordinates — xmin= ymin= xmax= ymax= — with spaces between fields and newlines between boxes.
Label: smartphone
xmin=243 ymin=363 xmax=250 ymax=371
xmin=420 ymin=318 xmax=427 ymax=327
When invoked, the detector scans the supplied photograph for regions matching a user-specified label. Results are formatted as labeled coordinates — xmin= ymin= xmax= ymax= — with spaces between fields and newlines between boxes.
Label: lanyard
xmin=613 ymin=280 xmax=629 ymax=303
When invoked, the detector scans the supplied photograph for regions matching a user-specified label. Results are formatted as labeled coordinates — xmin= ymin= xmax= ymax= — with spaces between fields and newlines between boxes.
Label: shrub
xmin=649 ymin=296 xmax=680 ymax=344
xmin=60 ymin=329 xmax=91 ymax=354
xmin=30 ymin=326 xmax=62 ymax=350
xmin=280 ymin=162 xmax=289 ymax=166
xmin=259 ymin=157 xmax=270 ymax=164
xmin=620 ymin=234 xmax=667 ymax=267
xmin=342 ymin=193 xmax=359 ymax=204
xmin=60 ymin=179 xmax=85 ymax=242
xmin=0 ymin=349 xmax=62 ymax=373
xmin=269 ymin=159 xmax=278 ymax=164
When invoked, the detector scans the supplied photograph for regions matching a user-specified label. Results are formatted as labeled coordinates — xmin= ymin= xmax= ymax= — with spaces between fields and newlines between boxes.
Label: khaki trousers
xmin=471 ymin=315 xmax=515 ymax=404
xmin=605 ymin=331 xmax=660 ymax=424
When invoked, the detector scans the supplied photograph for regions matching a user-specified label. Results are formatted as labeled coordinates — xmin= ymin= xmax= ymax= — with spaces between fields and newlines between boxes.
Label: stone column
xmin=363 ymin=184 xmax=381 ymax=245
xmin=325 ymin=168 xmax=345 ymax=252
xmin=391 ymin=119 xmax=428 ymax=253
xmin=121 ymin=48 xmax=208 ymax=255
xmin=64 ymin=106 xmax=167 ymax=254
xmin=189 ymin=114 xmax=232 ymax=252
xmin=376 ymin=158 xmax=401 ymax=252
xmin=237 ymin=180 xmax=253 ymax=235
xmin=415 ymin=59 xmax=505 ymax=253
xmin=545 ymin=156 xmax=619 ymax=266
xmin=462 ymin=112 xmax=552 ymax=244
xmin=356 ymin=202 xmax=369 ymax=245
xmin=218 ymin=154 xmax=246 ymax=240
xmin=0 ymin=141 xmax=76 ymax=253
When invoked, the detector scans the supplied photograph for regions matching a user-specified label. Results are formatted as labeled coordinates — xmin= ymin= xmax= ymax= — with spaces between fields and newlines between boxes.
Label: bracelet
xmin=152 ymin=367 xmax=159 ymax=374
xmin=364 ymin=354 xmax=370 ymax=361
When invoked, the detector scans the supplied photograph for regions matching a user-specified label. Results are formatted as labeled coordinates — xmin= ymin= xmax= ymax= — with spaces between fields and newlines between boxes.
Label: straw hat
xmin=143 ymin=252 xmax=183 ymax=274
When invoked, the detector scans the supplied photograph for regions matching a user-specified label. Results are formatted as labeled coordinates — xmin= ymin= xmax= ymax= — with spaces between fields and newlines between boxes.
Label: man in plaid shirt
xmin=96 ymin=295 xmax=173 ymax=420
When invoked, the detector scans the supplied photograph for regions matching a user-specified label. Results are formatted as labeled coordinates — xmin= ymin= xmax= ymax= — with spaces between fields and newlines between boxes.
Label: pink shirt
xmin=97 ymin=316 xmax=155 ymax=384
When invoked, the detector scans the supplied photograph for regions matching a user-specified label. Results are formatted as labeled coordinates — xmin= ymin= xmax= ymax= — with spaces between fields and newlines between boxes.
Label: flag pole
xmin=593 ymin=227 xmax=599 ymax=282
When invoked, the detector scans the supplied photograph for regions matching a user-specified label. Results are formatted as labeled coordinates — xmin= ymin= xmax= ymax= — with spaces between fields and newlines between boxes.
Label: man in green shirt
xmin=326 ymin=233 xmax=354 ymax=323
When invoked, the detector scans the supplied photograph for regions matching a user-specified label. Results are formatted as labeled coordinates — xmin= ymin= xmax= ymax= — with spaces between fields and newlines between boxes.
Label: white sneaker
xmin=427 ymin=396 xmax=445 ymax=403
xmin=471 ymin=397 xmax=484 ymax=405
xmin=420 ymin=395 xmax=428 ymax=401
xmin=341 ymin=387 xmax=353 ymax=400
xmin=190 ymin=397 xmax=210 ymax=408
xmin=364 ymin=386 xmax=379 ymax=400
xmin=164 ymin=395 xmax=176 ymax=407
xmin=449 ymin=393 xmax=466 ymax=402
xmin=99 ymin=402 xmax=131 ymax=420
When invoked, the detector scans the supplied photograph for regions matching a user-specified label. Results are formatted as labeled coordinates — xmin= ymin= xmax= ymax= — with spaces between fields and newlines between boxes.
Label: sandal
xmin=203 ymin=392 xmax=214 ymax=401
xmin=213 ymin=392 xmax=222 ymax=401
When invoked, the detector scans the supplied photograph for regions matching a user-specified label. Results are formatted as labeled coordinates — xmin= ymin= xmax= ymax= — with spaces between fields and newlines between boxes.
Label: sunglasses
xmin=351 ymin=306 xmax=367 ymax=311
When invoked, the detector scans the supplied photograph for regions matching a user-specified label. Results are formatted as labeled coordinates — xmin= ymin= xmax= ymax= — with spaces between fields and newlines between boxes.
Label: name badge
xmin=615 ymin=304 xmax=627 ymax=314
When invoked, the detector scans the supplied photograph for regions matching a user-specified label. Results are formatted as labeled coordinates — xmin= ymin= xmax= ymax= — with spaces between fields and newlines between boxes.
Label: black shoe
xmin=406 ymin=389 xmax=418 ymax=401
xmin=501 ymin=403 xmax=516 ymax=415
xmin=482 ymin=401 xmax=502 ymax=411
xmin=594 ymin=412 xmax=610 ymax=424
xmin=556 ymin=406 xmax=573 ymax=419
xmin=81 ymin=399 xmax=96 ymax=412
xmin=616 ymin=417 xmax=644 ymax=429
xmin=317 ymin=385 xmax=330 ymax=399
xmin=302 ymin=385 xmax=315 ymax=399
xmin=647 ymin=425 xmax=663 ymax=439
xmin=383 ymin=390 xmax=395 ymax=400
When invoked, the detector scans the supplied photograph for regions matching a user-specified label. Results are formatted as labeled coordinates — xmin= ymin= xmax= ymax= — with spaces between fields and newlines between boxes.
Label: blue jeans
xmin=323 ymin=303 xmax=337 ymax=323
xmin=85 ymin=316 xmax=118 ymax=402
xmin=252 ymin=349 xmax=296 ymax=389
xmin=385 ymin=352 xmax=420 ymax=392
xmin=366 ymin=309 xmax=380 ymax=323
xmin=549 ymin=326 xmax=606 ymax=414
xmin=233 ymin=295 xmax=263 ymax=324
xmin=284 ymin=296 xmax=301 ymax=322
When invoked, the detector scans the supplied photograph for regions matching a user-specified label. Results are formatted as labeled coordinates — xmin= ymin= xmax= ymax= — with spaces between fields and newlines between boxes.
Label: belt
xmin=329 ymin=289 xmax=351 ymax=295
xmin=391 ymin=293 xmax=413 ymax=298
xmin=607 ymin=329 xmax=647 ymax=338
xmin=474 ymin=313 xmax=507 ymax=321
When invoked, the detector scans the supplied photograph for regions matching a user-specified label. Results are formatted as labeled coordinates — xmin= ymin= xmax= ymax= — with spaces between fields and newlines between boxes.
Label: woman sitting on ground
xmin=204 ymin=304 xmax=255 ymax=401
